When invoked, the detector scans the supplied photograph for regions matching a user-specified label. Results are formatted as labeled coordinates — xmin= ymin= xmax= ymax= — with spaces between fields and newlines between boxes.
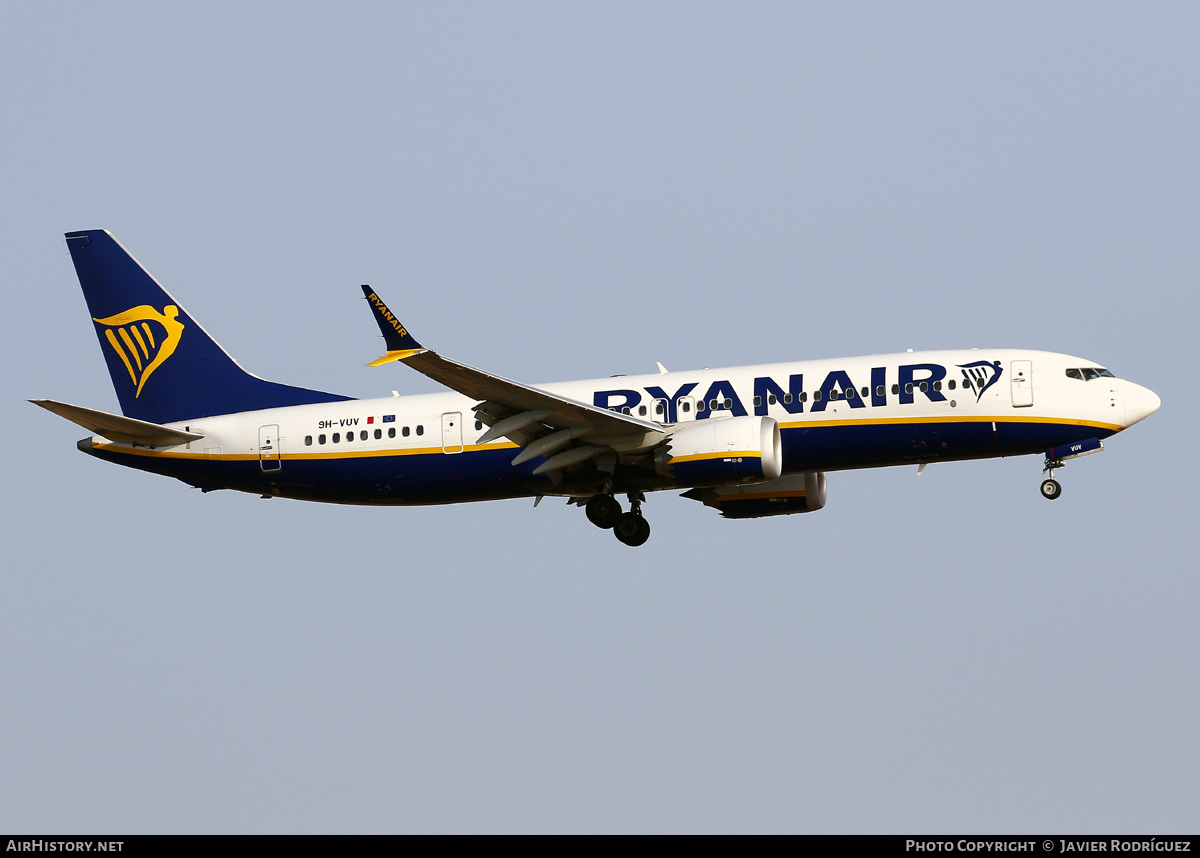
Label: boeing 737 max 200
xmin=34 ymin=230 xmax=1161 ymax=546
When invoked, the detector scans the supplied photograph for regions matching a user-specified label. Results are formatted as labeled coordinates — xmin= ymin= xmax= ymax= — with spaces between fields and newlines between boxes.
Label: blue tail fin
xmin=66 ymin=230 xmax=353 ymax=423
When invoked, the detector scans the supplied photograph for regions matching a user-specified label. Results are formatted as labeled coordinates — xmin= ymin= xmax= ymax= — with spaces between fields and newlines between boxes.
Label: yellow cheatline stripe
xmin=118 ymin=327 xmax=143 ymax=370
xmin=778 ymin=414 xmax=1124 ymax=433
xmin=93 ymin=440 xmax=517 ymax=461
xmin=130 ymin=324 xmax=150 ymax=359
xmin=367 ymin=349 xmax=425 ymax=367
xmin=142 ymin=322 xmax=156 ymax=348
xmin=104 ymin=329 xmax=138 ymax=385
xmin=670 ymin=450 xmax=761 ymax=464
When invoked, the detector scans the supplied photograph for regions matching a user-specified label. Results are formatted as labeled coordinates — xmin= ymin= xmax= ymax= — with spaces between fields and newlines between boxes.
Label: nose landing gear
xmin=1040 ymin=457 xmax=1064 ymax=500
xmin=1039 ymin=437 xmax=1104 ymax=500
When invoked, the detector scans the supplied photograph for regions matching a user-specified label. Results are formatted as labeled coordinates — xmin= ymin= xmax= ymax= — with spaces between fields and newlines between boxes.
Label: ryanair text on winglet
xmin=366 ymin=291 xmax=408 ymax=338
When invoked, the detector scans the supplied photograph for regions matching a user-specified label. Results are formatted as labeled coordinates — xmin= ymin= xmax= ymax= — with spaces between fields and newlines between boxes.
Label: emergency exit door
xmin=441 ymin=412 xmax=464 ymax=454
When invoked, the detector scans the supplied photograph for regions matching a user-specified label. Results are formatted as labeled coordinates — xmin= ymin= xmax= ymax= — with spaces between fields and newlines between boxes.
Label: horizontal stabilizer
xmin=31 ymin=399 xmax=203 ymax=447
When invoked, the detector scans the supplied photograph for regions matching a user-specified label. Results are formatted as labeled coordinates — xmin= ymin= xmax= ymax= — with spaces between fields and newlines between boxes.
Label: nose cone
xmin=1124 ymin=382 xmax=1161 ymax=427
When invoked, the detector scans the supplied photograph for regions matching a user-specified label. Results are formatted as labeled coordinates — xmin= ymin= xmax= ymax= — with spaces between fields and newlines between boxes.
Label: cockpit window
xmin=1066 ymin=367 xmax=1115 ymax=381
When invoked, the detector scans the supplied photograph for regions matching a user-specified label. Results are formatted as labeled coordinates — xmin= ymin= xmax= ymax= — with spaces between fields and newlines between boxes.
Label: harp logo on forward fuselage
xmin=92 ymin=305 xmax=185 ymax=397
xmin=958 ymin=360 xmax=1003 ymax=402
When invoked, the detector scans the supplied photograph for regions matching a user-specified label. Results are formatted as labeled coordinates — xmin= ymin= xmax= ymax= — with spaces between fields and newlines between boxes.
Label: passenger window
xmin=374 ymin=429 xmax=382 ymax=440
xmin=919 ymin=382 xmax=928 ymax=392
xmin=475 ymin=421 xmax=483 ymax=430
xmin=753 ymin=396 xmax=762 ymax=407
xmin=416 ymin=425 xmax=424 ymax=435
xmin=724 ymin=399 xmax=732 ymax=409
xmin=622 ymin=406 xmax=631 ymax=414
xmin=402 ymin=426 xmax=410 ymax=437
xmin=876 ymin=385 xmax=885 ymax=397
xmin=933 ymin=381 xmax=941 ymax=391
xmin=655 ymin=402 xmax=665 ymax=415
xmin=905 ymin=384 xmax=913 ymax=394
xmin=319 ymin=434 xmax=326 ymax=445
xmin=800 ymin=392 xmax=807 ymax=403
xmin=846 ymin=387 xmax=856 ymax=400
xmin=638 ymin=405 xmax=647 ymax=416
xmin=892 ymin=384 xmax=899 ymax=395
xmin=388 ymin=428 xmax=395 ymax=439
xmin=830 ymin=389 xmax=840 ymax=401
xmin=333 ymin=432 xmax=340 ymax=443
xmin=768 ymin=394 xmax=776 ymax=405
xmin=305 ymin=435 xmax=313 ymax=446
xmin=948 ymin=380 xmax=956 ymax=390
xmin=783 ymin=393 xmax=792 ymax=405
xmin=861 ymin=387 xmax=868 ymax=398
xmin=682 ymin=401 xmax=691 ymax=413
xmin=697 ymin=400 xmax=706 ymax=412
xmin=813 ymin=390 xmax=822 ymax=402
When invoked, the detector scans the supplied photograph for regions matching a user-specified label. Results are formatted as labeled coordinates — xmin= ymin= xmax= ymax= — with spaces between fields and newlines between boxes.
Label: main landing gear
xmin=585 ymin=491 xmax=651 ymax=546
xmin=1040 ymin=457 xmax=1064 ymax=500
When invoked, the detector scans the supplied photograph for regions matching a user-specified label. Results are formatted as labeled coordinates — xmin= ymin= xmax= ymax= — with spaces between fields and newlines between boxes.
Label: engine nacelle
xmin=682 ymin=472 xmax=827 ymax=519
xmin=654 ymin=416 xmax=782 ymax=487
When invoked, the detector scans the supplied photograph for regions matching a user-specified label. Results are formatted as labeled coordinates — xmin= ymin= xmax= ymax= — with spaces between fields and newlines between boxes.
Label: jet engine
xmin=681 ymin=472 xmax=827 ymax=518
xmin=654 ymin=416 xmax=782 ymax=487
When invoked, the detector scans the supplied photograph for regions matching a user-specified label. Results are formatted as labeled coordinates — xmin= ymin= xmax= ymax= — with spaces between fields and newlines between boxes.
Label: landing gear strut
xmin=1041 ymin=457 xmax=1064 ymax=500
xmin=613 ymin=492 xmax=650 ymax=547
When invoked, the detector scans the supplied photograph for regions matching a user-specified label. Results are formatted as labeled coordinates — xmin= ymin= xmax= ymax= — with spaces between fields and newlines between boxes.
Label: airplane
xmin=34 ymin=229 xmax=1161 ymax=547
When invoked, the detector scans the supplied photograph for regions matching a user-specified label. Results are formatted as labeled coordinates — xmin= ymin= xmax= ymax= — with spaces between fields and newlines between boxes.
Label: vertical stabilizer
xmin=66 ymin=230 xmax=352 ymax=423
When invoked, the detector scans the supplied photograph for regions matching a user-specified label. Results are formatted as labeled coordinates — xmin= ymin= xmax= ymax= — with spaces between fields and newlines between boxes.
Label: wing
xmin=360 ymin=286 xmax=665 ymax=476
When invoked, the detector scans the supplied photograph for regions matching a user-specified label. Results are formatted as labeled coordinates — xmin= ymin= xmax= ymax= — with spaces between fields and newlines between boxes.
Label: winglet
xmin=361 ymin=285 xmax=426 ymax=366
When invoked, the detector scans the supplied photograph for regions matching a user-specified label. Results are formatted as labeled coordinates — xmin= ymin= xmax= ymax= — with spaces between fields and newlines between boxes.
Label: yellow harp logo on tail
xmin=92 ymin=305 xmax=185 ymax=397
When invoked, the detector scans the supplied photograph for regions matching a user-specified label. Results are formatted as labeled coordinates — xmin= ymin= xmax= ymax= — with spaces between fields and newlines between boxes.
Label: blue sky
xmin=2 ymin=2 xmax=1196 ymax=832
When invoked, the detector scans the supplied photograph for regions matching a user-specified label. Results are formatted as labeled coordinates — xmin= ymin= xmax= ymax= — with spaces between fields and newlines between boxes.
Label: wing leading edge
xmin=360 ymin=286 xmax=665 ymax=476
